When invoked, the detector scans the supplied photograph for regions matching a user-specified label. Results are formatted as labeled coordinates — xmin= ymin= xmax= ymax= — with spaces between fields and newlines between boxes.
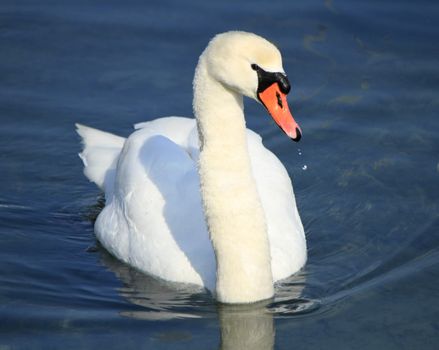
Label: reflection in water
xmin=99 ymin=247 xmax=214 ymax=320
xmin=218 ymin=302 xmax=274 ymax=350
xmin=98 ymin=244 xmax=318 ymax=349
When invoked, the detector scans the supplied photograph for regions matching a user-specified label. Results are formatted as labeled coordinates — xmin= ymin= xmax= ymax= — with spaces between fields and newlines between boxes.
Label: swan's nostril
xmin=276 ymin=92 xmax=283 ymax=108
xmin=292 ymin=128 xmax=301 ymax=142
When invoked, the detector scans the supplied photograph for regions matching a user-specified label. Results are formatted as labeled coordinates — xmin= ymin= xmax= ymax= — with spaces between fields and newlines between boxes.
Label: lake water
xmin=1 ymin=0 xmax=438 ymax=349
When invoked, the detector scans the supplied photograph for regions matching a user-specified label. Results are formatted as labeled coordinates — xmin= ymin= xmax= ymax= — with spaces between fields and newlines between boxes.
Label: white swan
xmin=76 ymin=31 xmax=306 ymax=304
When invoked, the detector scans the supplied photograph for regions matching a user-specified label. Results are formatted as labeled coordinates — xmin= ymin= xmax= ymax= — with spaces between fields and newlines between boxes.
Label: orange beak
xmin=258 ymin=83 xmax=302 ymax=141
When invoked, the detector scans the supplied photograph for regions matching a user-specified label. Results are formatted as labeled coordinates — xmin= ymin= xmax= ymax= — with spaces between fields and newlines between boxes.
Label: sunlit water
xmin=1 ymin=0 xmax=439 ymax=349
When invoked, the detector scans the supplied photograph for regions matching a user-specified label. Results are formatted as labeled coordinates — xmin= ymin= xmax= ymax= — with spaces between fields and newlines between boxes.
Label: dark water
xmin=1 ymin=0 xmax=439 ymax=348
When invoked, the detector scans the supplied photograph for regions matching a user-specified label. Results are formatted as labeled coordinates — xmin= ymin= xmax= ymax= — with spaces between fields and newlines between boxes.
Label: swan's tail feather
xmin=75 ymin=123 xmax=125 ymax=193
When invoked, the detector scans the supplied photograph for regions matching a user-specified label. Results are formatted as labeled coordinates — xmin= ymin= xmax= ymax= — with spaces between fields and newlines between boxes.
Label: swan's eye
xmin=253 ymin=65 xmax=291 ymax=95
xmin=276 ymin=92 xmax=283 ymax=108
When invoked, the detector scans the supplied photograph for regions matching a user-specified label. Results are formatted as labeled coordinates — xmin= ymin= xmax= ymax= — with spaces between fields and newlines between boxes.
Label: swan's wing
xmin=247 ymin=130 xmax=307 ymax=281
xmin=96 ymin=127 xmax=215 ymax=289
xmin=76 ymin=117 xmax=197 ymax=198
xmin=133 ymin=116 xmax=196 ymax=149
xmin=134 ymin=116 xmax=200 ymax=161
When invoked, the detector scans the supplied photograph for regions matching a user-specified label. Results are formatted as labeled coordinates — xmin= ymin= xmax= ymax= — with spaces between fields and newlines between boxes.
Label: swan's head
xmin=200 ymin=31 xmax=301 ymax=141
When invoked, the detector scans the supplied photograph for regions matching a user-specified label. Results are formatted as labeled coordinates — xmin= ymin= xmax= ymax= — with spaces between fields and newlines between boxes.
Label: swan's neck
xmin=193 ymin=58 xmax=274 ymax=303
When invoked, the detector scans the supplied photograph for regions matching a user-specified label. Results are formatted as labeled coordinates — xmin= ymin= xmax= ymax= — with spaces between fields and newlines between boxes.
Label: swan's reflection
xmin=98 ymin=245 xmax=311 ymax=349
xmin=218 ymin=275 xmax=311 ymax=349
xmin=99 ymin=247 xmax=214 ymax=320
xmin=218 ymin=301 xmax=274 ymax=350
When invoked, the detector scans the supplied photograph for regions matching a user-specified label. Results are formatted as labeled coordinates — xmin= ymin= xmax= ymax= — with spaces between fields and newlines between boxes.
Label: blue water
xmin=1 ymin=0 xmax=439 ymax=348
